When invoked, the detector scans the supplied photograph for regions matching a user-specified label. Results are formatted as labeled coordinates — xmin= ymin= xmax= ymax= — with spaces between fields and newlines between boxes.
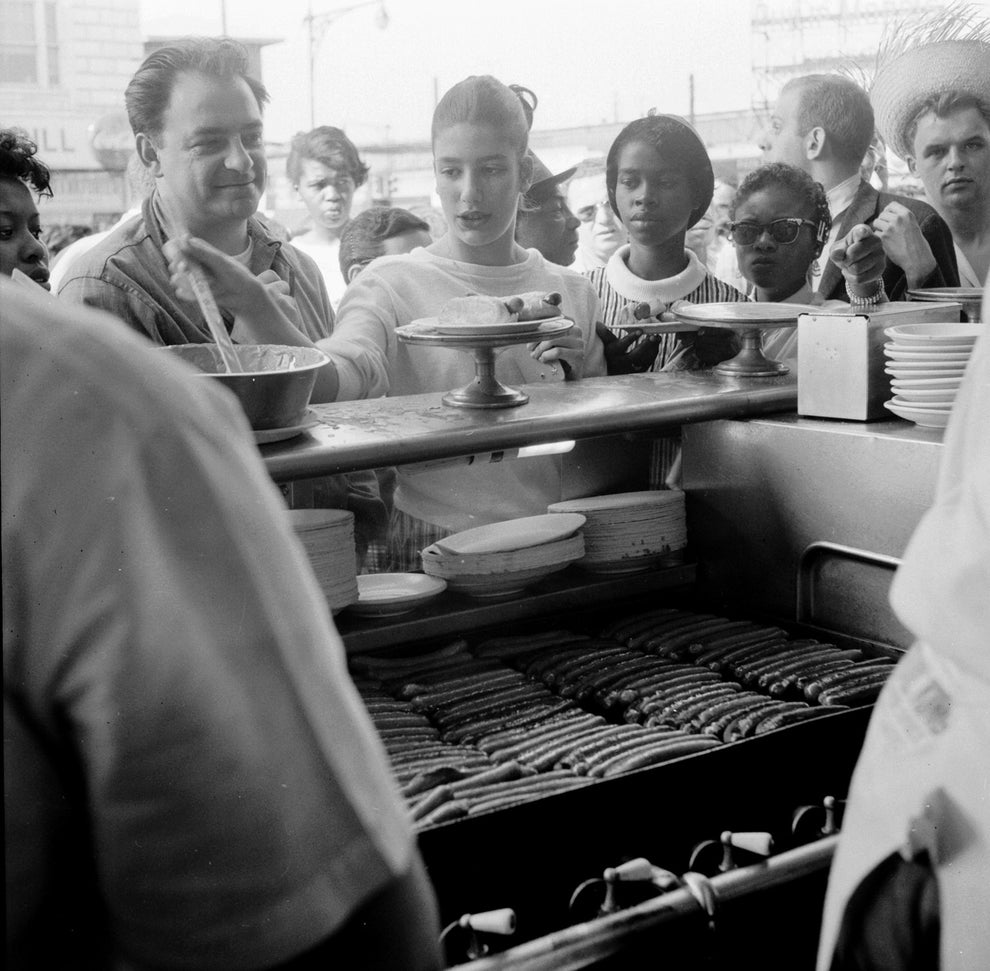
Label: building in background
xmin=0 ymin=0 xmax=280 ymax=227
xmin=1 ymin=0 xmax=144 ymax=225
xmin=2 ymin=0 xmax=946 ymax=232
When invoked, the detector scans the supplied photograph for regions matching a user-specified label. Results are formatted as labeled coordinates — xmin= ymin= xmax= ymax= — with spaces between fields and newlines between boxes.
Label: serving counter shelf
xmin=338 ymin=561 xmax=696 ymax=654
xmin=258 ymin=371 xmax=797 ymax=481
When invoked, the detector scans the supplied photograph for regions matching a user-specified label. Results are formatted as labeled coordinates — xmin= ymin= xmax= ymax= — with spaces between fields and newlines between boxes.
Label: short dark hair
xmin=286 ymin=126 xmax=369 ymax=187
xmin=784 ymin=74 xmax=875 ymax=167
xmin=731 ymin=162 xmax=831 ymax=253
xmin=338 ymin=206 xmax=430 ymax=277
xmin=0 ymin=128 xmax=52 ymax=197
xmin=125 ymin=37 xmax=269 ymax=138
xmin=605 ymin=113 xmax=714 ymax=229
xmin=904 ymin=91 xmax=990 ymax=157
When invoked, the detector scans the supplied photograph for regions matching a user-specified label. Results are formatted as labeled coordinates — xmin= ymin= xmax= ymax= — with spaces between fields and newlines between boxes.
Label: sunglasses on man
xmin=729 ymin=217 xmax=818 ymax=246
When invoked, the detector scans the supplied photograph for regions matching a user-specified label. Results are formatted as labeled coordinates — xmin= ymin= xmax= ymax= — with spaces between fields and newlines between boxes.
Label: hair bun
xmin=509 ymin=84 xmax=538 ymax=130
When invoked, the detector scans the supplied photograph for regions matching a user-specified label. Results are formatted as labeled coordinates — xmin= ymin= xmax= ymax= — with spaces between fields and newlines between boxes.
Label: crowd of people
xmin=3 ymin=6 xmax=989 ymax=971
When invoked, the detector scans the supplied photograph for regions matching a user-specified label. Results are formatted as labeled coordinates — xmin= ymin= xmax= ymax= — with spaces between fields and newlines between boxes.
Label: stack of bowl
xmin=285 ymin=509 xmax=359 ymax=613
xmin=906 ymin=287 xmax=983 ymax=323
xmin=420 ymin=513 xmax=586 ymax=598
xmin=883 ymin=323 xmax=982 ymax=428
xmin=547 ymin=490 xmax=687 ymax=573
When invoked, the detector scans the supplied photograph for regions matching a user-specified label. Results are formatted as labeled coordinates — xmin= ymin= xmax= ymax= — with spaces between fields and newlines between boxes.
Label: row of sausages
xmin=350 ymin=608 xmax=898 ymax=828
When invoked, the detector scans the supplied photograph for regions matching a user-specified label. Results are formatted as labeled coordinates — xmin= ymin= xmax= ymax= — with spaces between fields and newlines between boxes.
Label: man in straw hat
xmin=871 ymin=4 xmax=990 ymax=289
xmin=761 ymin=72 xmax=959 ymax=303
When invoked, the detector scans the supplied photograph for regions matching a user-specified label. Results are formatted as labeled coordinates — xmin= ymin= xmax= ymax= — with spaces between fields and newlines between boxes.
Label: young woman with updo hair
xmin=326 ymin=75 xmax=607 ymax=571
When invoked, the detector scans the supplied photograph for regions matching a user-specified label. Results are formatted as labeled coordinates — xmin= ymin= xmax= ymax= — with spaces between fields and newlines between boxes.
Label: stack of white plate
xmin=285 ymin=509 xmax=359 ymax=613
xmin=883 ymin=323 xmax=982 ymax=428
xmin=547 ymin=490 xmax=687 ymax=573
xmin=420 ymin=513 xmax=586 ymax=598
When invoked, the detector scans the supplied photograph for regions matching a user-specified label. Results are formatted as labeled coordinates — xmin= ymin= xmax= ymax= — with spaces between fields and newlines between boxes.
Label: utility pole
xmin=689 ymin=73 xmax=695 ymax=127
xmin=306 ymin=1 xmax=390 ymax=129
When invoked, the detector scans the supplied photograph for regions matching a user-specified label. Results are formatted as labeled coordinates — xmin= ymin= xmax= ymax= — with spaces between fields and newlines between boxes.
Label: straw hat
xmin=870 ymin=5 xmax=990 ymax=161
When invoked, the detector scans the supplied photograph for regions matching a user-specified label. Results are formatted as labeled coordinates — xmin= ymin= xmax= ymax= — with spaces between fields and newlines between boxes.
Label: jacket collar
xmin=818 ymin=179 xmax=878 ymax=299
xmin=144 ymin=192 xmax=282 ymax=275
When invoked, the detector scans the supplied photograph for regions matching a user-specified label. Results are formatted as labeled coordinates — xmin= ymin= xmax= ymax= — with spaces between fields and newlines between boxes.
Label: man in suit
xmin=761 ymin=73 xmax=959 ymax=302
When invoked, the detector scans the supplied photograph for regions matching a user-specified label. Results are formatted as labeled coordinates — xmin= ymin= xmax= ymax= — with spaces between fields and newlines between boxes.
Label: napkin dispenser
xmin=797 ymin=301 xmax=961 ymax=421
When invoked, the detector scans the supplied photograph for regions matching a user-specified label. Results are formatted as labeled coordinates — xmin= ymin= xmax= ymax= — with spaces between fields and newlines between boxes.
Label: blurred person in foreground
xmin=288 ymin=125 xmax=370 ymax=310
xmin=566 ymin=156 xmax=626 ymax=271
xmin=816 ymin=269 xmax=990 ymax=970
xmin=338 ymin=205 xmax=432 ymax=283
xmin=871 ymin=7 xmax=990 ymax=289
xmin=57 ymin=37 xmax=337 ymax=401
xmin=761 ymin=72 xmax=959 ymax=300
xmin=2 ymin=276 xmax=441 ymax=970
xmin=0 ymin=128 xmax=52 ymax=289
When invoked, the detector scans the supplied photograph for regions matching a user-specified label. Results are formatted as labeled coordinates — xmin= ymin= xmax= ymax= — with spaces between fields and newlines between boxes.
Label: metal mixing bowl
xmin=161 ymin=343 xmax=329 ymax=429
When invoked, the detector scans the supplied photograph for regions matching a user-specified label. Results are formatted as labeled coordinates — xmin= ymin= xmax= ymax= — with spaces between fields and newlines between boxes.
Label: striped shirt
xmin=588 ymin=249 xmax=745 ymax=372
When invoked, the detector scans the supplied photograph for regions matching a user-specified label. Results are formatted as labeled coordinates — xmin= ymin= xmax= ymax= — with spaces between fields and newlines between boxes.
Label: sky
xmin=139 ymin=0 xmax=759 ymax=144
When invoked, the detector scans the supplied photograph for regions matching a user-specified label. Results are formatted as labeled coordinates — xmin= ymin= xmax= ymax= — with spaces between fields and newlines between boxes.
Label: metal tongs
xmin=160 ymin=196 xmax=241 ymax=373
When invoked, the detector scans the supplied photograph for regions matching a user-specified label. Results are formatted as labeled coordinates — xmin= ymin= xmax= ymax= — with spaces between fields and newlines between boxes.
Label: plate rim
xmin=355 ymin=572 xmax=447 ymax=603
xmin=432 ymin=512 xmax=586 ymax=556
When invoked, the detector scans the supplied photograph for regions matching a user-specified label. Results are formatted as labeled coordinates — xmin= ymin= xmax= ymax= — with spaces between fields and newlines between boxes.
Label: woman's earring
xmin=809 ymin=258 xmax=821 ymax=276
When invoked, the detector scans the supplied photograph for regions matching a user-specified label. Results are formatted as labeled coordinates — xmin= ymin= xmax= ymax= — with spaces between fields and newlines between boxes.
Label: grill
xmin=336 ymin=414 xmax=941 ymax=968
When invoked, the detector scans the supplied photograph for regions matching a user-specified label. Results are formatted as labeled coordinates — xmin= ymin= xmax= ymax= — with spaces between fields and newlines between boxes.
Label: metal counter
xmin=259 ymin=371 xmax=796 ymax=481
xmin=683 ymin=415 xmax=944 ymax=648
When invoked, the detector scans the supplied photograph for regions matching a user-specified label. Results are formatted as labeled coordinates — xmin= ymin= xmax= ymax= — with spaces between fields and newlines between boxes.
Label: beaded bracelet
xmin=848 ymin=278 xmax=887 ymax=310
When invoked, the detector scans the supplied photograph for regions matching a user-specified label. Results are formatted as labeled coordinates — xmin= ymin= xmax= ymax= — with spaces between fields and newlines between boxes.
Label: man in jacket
xmin=57 ymin=37 xmax=337 ymax=399
xmin=761 ymin=73 xmax=959 ymax=302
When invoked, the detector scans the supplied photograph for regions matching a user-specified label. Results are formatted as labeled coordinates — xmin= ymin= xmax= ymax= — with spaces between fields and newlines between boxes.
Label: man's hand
xmin=829 ymin=224 xmax=886 ymax=294
xmin=163 ymin=235 xmax=266 ymax=317
xmin=871 ymin=202 xmax=937 ymax=288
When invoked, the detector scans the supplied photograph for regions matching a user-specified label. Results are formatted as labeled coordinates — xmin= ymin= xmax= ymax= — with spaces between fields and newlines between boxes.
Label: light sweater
xmin=327 ymin=247 xmax=607 ymax=530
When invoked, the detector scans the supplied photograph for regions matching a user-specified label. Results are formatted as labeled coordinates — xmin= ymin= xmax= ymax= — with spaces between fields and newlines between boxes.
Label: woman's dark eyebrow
xmin=436 ymin=154 xmax=510 ymax=164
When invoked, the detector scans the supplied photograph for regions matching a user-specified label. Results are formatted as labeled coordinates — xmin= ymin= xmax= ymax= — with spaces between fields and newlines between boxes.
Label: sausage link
xmin=755 ymin=652 xmax=859 ymax=690
xmin=409 ymin=784 xmax=455 ymax=821
xmin=521 ymin=725 xmax=625 ymax=772
xmin=804 ymin=663 xmax=896 ymax=700
xmin=689 ymin=626 xmax=787 ymax=658
xmin=595 ymin=736 xmax=720 ymax=777
xmin=649 ymin=620 xmax=764 ymax=656
xmin=727 ymin=702 xmax=809 ymax=741
xmin=754 ymin=705 xmax=850 ymax=733
xmin=732 ymin=641 xmax=826 ymax=681
xmin=694 ymin=694 xmax=775 ymax=734
xmin=559 ymin=651 xmax=651 ymax=697
xmin=417 ymin=799 xmax=471 ymax=827
xmin=705 ymin=636 xmax=791 ymax=672
xmin=568 ymin=728 xmax=689 ymax=772
xmin=626 ymin=613 xmax=721 ymax=648
xmin=818 ymin=674 xmax=892 ymax=707
xmin=719 ymin=700 xmax=791 ymax=742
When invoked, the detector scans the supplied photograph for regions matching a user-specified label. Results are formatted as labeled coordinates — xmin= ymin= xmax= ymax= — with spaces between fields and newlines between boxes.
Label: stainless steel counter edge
xmin=260 ymin=371 xmax=797 ymax=481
